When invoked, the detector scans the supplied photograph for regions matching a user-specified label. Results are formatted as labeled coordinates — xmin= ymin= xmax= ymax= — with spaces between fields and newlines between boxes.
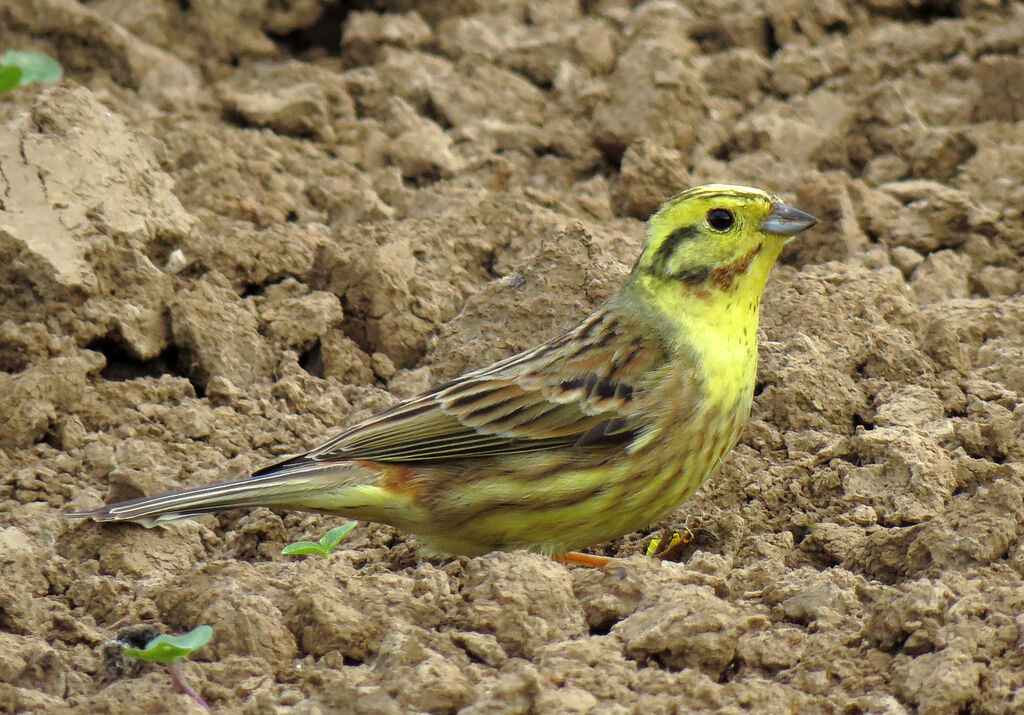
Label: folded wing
xmin=254 ymin=311 xmax=668 ymax=473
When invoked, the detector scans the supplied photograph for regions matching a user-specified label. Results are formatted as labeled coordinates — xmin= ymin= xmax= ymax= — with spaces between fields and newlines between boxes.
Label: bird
xmin=71 ymin=184 xmax=818 ymax=567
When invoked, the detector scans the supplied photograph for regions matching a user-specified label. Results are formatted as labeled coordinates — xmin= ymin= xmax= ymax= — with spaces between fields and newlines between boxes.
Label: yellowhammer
xmin=72 ymin=185 xmax=818 ymax=567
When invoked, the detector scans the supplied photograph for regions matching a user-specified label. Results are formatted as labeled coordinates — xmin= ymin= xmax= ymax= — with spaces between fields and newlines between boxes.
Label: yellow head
xmin=633 ymin=184 xmax=818 ymax=293
xmin=619 ymin=184 xmax=818 ymax=352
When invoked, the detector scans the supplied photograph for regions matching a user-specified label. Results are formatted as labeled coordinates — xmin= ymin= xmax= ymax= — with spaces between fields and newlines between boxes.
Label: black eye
xmin=707 ymin=208 xmax=734 ymax=231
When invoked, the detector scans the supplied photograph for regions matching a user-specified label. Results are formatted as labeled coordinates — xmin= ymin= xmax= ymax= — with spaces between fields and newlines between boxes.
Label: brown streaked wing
xmin=257 ymin=310 xmax=668 ymax=469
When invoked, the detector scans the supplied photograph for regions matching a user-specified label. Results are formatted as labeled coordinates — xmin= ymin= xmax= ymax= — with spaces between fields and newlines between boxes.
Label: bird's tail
xmin=68 ymin=460 xmax=385 ymax=527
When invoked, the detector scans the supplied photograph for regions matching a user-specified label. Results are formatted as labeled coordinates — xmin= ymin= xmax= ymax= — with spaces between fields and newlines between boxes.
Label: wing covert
xmin=262 ymin=310 xmax=669 ymax=469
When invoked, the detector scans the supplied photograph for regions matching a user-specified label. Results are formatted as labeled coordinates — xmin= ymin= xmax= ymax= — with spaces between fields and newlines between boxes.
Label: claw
xmin=646 ymin=524 xmax=695 ymax=561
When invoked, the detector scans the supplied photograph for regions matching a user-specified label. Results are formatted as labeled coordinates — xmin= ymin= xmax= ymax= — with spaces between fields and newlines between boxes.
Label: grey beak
xmin=761 ymin=201 xmax=819 ymax=237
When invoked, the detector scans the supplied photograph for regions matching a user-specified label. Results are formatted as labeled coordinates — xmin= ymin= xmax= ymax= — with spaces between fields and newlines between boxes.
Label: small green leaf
xmin=281 ymin=540 xmax=325 ymax=557
xmin=282 ymin=522 xmax=356 ymax=558
xmin=320 ymin=523 xmax=356 ymax=553
xmin=1 ymin=51 xmax=62 ymax=85
xmin=0 ymin=65 xmax=22 ymax=93
xmin=122 ymin=625 xmax=212 ymax=665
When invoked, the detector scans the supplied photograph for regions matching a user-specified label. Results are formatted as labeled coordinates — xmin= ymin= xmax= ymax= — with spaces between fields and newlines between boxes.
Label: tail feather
xmin=68 ymin=462 xmax=378 ymax=527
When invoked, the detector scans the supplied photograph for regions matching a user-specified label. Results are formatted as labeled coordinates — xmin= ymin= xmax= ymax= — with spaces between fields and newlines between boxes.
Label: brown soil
xmin=2 ymin=0 xmax=1023 ymax=712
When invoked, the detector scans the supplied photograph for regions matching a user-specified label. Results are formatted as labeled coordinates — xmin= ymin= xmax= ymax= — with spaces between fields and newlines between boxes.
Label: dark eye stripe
xmin=669 ymin=265 xmax=712 ymax=284
xmin=651 ymin=223 xmax=699 ymax=274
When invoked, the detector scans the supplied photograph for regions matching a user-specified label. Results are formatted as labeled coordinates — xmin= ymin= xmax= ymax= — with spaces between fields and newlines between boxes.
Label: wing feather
xmin=254 ymin=309 xmax=669 ymax=473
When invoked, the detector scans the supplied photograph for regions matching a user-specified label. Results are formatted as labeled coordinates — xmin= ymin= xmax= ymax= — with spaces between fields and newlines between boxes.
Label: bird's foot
xmin=645 ymin=524 xmax=695 ymax=561
xmin=554 ymin=551 xmax=617 ymax=568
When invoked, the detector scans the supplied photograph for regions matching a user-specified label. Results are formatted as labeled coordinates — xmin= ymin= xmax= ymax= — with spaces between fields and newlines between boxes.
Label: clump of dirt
xmin=1 ymin=0 xmax=1023 ymax=712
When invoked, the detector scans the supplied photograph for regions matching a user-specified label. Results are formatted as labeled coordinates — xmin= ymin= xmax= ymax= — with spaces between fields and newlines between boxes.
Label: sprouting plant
xmin=0 ymin=65 xmax=21 ymax=93
xmin=281 ymin=523 xmax=356 ymax=558
xmin=121 ymin=625 xmax=213 ymax=710
xmin=0 ymin=50 xmax=62 ymax=92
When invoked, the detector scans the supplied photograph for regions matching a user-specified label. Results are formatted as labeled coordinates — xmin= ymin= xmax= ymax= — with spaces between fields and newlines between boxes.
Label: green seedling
xmin=122 ymin=625 xmax=212 ymax=664
xmin=1 ymin=50 xmax=62 ymax=89
xmin=0 ymin=65 xmax=22 ymax=92
xmin=282 ymin=522 xmax=356 ymax=558
xmin=122 ymin=625 xmax=212 ymax=710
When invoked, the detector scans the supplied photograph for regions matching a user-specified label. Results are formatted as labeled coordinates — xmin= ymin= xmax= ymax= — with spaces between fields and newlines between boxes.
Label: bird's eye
xmin=707 ymin=208 xmax=734 ymax=231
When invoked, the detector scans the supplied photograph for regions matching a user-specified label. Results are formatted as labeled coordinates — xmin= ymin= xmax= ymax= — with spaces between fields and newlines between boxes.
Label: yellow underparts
xmin=642 ymin=238 xmax=782 ymax=406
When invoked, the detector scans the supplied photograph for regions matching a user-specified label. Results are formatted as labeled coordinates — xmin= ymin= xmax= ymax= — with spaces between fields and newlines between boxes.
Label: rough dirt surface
xmin=1 ymin=0 xmax=1023 ymax=712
